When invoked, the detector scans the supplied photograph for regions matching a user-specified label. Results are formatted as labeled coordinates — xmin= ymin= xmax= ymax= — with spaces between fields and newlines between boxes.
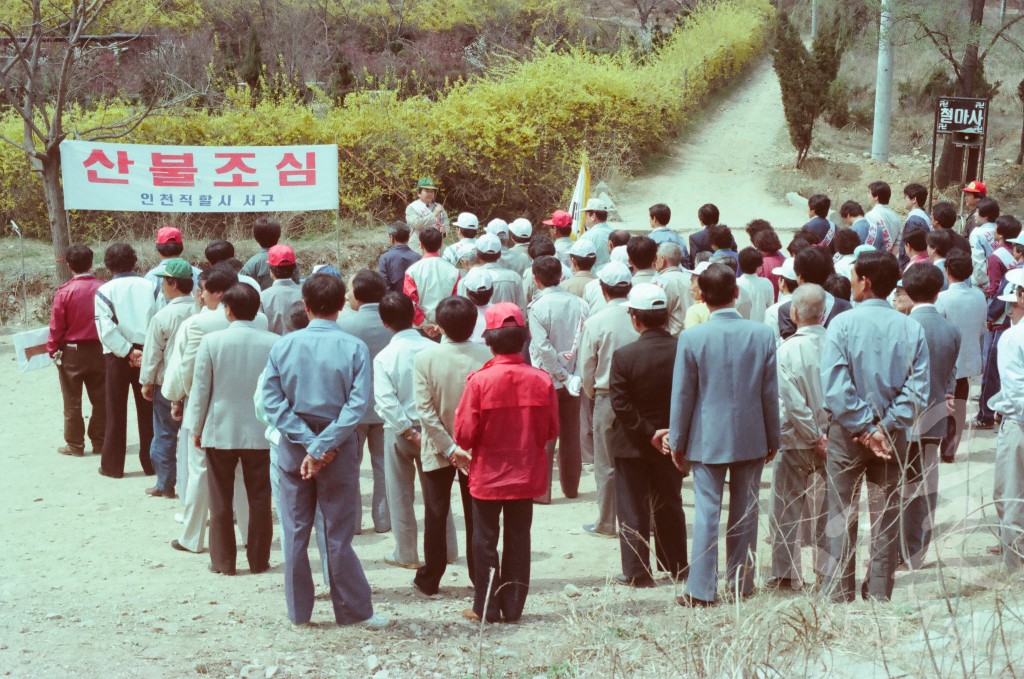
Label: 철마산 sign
xmin=935 ymin=97 xmax=987 ymax=136
xmin=60 ymin=141 xmax=340 ymax=213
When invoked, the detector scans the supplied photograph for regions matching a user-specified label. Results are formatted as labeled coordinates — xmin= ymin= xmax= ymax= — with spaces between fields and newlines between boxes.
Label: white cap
xmin=485 ymin=218 xmax=509 ymax=237
xmin=771 ymin=257 xmax=797 ymax=280
xmin=582 ymin=197 xmax=608 ymax=213
xmin=853 ymin=244 xmax=875 ymax=259
xmin=1006 ymin=268 xmax=1024 ymax=287
xmin=454 ymin=212 xmax=479 ymax=231
xmin=569 ymin=239 xmax=596 ymax=258
xmin=476 ymin=234 xmax=502 ymax=254
xmin=610 ymin=245 xmax=629 ymax=265
xmin=685 ymin=261 xmax=712 ymax=275
xmin=509 ymin=218 xmax=533 ymax=238
xmin=998 ymin=284 xmax=1020 ymax=303
xmin=1008 ymin=235 xmax=1024 ymax=248
xmin=627 ymin=283 xmax=668 ymax=310
xmin=598 ymin=261 xmax=632 ymax=287
xmin=463 ymin=267 xmax=493 ymax=292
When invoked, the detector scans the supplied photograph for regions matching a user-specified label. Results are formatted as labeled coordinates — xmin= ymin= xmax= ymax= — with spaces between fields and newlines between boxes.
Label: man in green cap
xmin=406 ymin=178 xmax=450 ymax=254
xmin=140 ymin=258 xmax=199 ymax=498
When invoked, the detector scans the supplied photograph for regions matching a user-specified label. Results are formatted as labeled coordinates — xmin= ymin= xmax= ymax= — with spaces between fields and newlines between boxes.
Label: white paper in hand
xmin=13 ymin=327 xmax=53 ymax=373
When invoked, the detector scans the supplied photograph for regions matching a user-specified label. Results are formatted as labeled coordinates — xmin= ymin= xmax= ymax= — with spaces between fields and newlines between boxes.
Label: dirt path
xmin=613 ymin=59 xmax=807 ymax=245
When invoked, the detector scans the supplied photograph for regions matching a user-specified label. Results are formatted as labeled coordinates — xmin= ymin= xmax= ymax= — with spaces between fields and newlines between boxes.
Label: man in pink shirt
xmin=48 ymin=244 xmax=106 ymax=457
xmin=454 ymin=303 xmax=558 ymax=623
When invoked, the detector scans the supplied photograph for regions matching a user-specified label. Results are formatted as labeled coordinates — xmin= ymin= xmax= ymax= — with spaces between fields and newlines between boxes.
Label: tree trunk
xmin=935 ymin=0 xmax=987 ymax=188
xmin=40 ymin=147 xmax=71 ymax=284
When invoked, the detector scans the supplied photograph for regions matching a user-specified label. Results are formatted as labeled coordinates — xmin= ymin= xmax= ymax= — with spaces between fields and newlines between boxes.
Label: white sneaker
xmin=174 ymin=513 xmax=184 ymax=523
xmin=347 ymin=614 xmax=391 ymax=630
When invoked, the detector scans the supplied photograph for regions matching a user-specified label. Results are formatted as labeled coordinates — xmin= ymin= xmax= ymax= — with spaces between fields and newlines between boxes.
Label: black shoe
xmin=412 ymin=578 xmax=437 ymax=597
xmin=613 ymin=573 xmax=657 ymax=588
xmin=208 ymin=564 xmax=236 ymax=576
xmin=98 ymin=467 xmax=122 ymax=479
xmin=676 ymin=593 xmax=716 ymax=608
xmin=764 ymin=577 xmax=801 ymax=592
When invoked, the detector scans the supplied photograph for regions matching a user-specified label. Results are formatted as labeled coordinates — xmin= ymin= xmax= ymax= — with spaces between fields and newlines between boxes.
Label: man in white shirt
xmin=864 ymin=181 xmax=903 ymax=256
xmin=404 ymin=227 xmax=460 ymax=332
xmin=737 ymin=247 xmax=774 ymax=323
xmin=461 ymin=267 xmax=493 ymax=345
xmin=456 ymin=234 xmax=526 ymax=314
xmin=260 ymin=245 xmax=303 ymax=335
xmin=96 ymin=243 xmax=157 ymax=479
xmin=968 ymin=197 xmax=1000 ymax=290
xmin=988 ymin=269 xmax=1024 ymax=569
xmin=374 ymin=291 xmax=457 ymax=568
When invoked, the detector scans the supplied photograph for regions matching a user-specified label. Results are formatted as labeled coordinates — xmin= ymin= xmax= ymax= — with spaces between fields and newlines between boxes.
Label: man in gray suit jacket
xmin=338 ymin=270 xmax=394 ymax=534
xmin=900 ymin=264 xmax=961 ymax=569
xmin=187 ymin=285 xmax=280 ymax=575
xmin=664 ymin=263 xmax=780 ymax=606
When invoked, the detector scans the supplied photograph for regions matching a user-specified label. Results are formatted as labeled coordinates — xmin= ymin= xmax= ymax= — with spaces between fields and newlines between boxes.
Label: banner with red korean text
xmin=59 ymin=141 xmax=339 ymax=213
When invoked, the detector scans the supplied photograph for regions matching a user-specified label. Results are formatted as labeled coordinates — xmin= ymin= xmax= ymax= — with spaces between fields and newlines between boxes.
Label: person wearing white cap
xmin=608 ymin=283 xmax=687 ymax=587
xmin=502 ymin=218 xmax=534 ymax=276
xmin=683 ymin=262 xmax=712 ymax=329
xmin=663 ymin=263 xmax=779 ymax=607
xmin=627 ymin=236 xmax=688 ymax=336
xmin=461 ymin=267 xmax=494 ymax=345
xmin=456 ymin=234 xmax=526 ymax=314
xmin=442 ymin=212 xmax=480 ymax=269
xmin=578 ymin=198 xmax=614 ymax=268
xmin=936 ymin=251 xmax=988 ymax=462
xmin=766 ymin=283 xmax=828 ymax=593
xmin=989 ymin=268 xmax=1024 ymax=567
xmin=528 ymin=256 xmax=589 ymax=504
xmin=577 ymin=261 xmax=639 ymax=537
xmin=764 ymin=257 xmax=797 ymax=345
xmin=564 ymin=238 xmax=598 ymax=298
xmin=898 ymin=263 xmax=961 ymax=570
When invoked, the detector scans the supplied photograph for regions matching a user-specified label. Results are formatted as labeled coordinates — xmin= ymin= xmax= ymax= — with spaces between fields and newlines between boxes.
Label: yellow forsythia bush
xmin=0 ymin=0 xmax=772 ymax=239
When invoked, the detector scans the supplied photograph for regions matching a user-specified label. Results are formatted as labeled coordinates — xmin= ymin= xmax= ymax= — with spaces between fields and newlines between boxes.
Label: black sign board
xmin=936 ymin=97 xmax=987 ymax=135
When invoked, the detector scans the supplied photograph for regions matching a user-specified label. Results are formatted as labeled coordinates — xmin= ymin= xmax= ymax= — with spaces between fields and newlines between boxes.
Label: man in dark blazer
xmin=777 ymin=247 xmax=852 ymax=340
xmin=900 ymin=263 xmax=961 ymax=568
xmin=687 ymin=203 xmax=737 ymax=264
xmin=609 ymin=284 xmax=687 ymax=588
xmin=664 ymin=263 xmax=780 ymax=606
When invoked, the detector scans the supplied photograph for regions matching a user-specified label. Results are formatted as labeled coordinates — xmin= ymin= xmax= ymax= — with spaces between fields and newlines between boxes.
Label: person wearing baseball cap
xmin=962 ymin=181 xmax=987 ymax=238
xmin=405 ymin=178 xmax=450 ymax=252
xmin=144 ymin=226 xmax=201 ymax=309
xmin=502 ymin=218 xmax=533 ymax=276
xmin=628 ymin=235 xmax=688 ymax=336
xmin=453 ymin=302 xmax=558 ymax=622
xmin=564 ymin=238 xmax=598 ymax=298
xmin=544 ymin=210 xmax=576 ymax=267
xmin=456 ymin=233 xmax=526 ymax=315
xmin=261 ymin=245 xmax=303 ymax=335
xmin=606 ymin=282 xmax=687 ymax=588
xmin=442 ymin=212 xmax=480 ymax=270
xmin=577 ymin=198 xmax=614 ymax=268
xmin=462 ymin=267 xmax=494 ymax=345
xmin=139 ymin=258 xmax=200 ymax=498
xmin=578 ymin=260 xmax=638 ymax=538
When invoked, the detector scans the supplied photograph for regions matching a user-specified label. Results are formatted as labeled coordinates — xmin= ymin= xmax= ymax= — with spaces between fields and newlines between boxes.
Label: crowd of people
xmin=44 ymin=174 xmax=1023 ymax=626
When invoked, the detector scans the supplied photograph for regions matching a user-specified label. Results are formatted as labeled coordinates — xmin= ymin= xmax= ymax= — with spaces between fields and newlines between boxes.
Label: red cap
xmin=484 ymin=302 xmax=524 ymax=330
xmin=542 ymin=210 xmax=574 ymax=228
xmin=156 ymin=226 xmax=183 ymax=244
xmin=268 ymin=244 xmax=296 ymax=266
xmin=962 ymin=181 xmax=987 ymax=195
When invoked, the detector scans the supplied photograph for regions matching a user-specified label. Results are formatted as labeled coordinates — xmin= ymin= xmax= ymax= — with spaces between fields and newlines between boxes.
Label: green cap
xmin=154 ymin=258 xmax=192 ymax=280
xmin=416 ymin=177 xmax=438 ymax=191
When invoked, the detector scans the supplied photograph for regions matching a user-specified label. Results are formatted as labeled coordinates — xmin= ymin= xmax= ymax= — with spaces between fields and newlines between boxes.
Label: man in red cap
xmin=260 ymin=245 xmax=303 ymax=335
xmin=962 ymin=181 xmax=987 ymax=238
xmin=454 ymin=302 xmax=558 ymax=623
xmin=545 ymin=210 xmax=575 ymax=268
xmin=144 ymin=226 xmax=200 ymax=309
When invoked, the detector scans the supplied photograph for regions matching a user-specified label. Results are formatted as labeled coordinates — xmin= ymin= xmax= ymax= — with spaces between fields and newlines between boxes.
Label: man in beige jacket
xmin=411 ymin=296 xmax=493 ymax=596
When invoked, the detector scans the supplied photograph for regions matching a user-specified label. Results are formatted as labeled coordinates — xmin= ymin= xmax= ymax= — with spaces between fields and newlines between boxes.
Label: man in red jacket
xmin=47 ymin=244 xmax=106 ymax=457
xmin=454 ymin=302 xmax=558 ymax=623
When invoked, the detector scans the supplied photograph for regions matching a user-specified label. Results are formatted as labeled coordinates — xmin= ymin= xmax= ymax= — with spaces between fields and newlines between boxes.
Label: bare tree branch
xmin=980 ymin=13 xmax=1024 ymax=62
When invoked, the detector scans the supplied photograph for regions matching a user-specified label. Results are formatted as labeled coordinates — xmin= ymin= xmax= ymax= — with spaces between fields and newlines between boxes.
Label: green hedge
xmin=0 ymin=0 xmax=773 ymax=240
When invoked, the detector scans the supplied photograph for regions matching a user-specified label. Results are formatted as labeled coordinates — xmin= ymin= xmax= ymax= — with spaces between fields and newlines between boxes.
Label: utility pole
xmin=871 ymin=0 xmax=894 ymax=162
xmin=811 ymin=0 xmax=818 ymax=40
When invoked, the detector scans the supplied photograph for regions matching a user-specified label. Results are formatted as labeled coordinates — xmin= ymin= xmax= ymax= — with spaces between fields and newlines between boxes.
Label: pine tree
xmin=240 ymin=25 xmax=263 ymax=101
